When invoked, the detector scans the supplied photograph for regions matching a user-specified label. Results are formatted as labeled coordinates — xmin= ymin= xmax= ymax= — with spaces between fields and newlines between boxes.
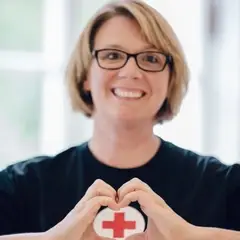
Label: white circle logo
xmin=93 ymin=206 xmax=145 ymax=239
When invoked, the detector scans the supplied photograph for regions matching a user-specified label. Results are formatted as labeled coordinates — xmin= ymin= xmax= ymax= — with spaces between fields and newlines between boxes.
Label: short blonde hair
xmin=66 ymin=0 xmax=189 ymax=123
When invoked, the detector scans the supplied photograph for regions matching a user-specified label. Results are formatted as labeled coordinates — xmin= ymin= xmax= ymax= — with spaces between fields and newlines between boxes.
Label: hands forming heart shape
xmin=46 ymin=178 xmax=197 ymax=240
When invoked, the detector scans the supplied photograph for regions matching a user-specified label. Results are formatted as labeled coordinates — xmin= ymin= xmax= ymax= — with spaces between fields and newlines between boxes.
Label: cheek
xmin=89 ymin=65 xmax=117 ymax=93
xmin=94 ymin=70 xmax=116 ymax=87
xmin=151 ymin=74 xmax=169 ymax=97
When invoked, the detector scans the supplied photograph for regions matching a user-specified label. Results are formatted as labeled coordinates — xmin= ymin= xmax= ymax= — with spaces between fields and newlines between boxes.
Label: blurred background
xmin=0 ymin=0 xmax=239 ymax=170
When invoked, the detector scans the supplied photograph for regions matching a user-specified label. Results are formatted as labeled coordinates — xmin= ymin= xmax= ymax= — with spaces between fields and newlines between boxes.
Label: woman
xmin=0 ymin=0 xmax=240 ymax=239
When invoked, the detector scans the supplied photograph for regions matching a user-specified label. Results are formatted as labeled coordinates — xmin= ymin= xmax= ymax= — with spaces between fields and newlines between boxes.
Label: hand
xmin=118 ymin=178 xmax=196 ymax=240
xmin=45 ymin=179 xmax=119 ymax=240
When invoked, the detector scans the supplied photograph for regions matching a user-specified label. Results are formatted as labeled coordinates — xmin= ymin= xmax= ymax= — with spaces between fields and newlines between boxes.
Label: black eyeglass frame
xmin=92 ymin=48 xmax=173 ymax=72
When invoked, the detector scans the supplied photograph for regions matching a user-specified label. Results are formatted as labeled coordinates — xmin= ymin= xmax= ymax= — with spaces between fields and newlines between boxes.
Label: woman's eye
xmin=107 ymin=52 xmax=120 ymax=59
xmin=145 ymin=55 xmax=158 ymax=63
xmin=99 ymin=51 xmax=124 ymax=61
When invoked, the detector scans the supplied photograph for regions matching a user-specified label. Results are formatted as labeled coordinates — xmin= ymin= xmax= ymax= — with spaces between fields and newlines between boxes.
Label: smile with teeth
xmin=112 ymin=88 xmax=145 ymax=99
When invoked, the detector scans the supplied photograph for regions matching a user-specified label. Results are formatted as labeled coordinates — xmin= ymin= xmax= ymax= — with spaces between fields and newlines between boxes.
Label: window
xmin=0 ymin=0 xmax=66 ymax=169
xmin=146 ymin=0 xmax=204 ymax=153
xmin=0 ymin=0 xmax=43 ymax=51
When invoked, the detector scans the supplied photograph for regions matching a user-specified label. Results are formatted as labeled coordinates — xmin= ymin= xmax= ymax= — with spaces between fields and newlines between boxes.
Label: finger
xmin=119 ymin=190 xmax=173 ymax=220
xmin=75 ymin=188 xmax=115 ymax=211
xmin=118 ymin=178 xmax=161 ymax=205
xmin=118 ymin=190 xmax=165 ymax=220
xmin=86 ymin=179 xmax=116 ymax=199
xmin=118 ymin=178 xmax=149 ymax=200
xmin=93 ymin=179 xmax=116 ymax=195
xmin=76 ymin=179 xmax=116 ymax=210
xmin=76 ymin=196 xmax=119 ymax=228
xmin=118 ymin=190 xmax=152 ymax=209
xmin=80 ymin=196 xmax=120 ymax=219
xmin=62 ymin=196 xmax=119 ymax=239
xmin=83 ymin=187 xmax=116 ymax=202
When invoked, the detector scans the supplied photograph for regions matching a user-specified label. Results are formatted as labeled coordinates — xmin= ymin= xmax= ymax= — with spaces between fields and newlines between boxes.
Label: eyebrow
xmin=103 ymin=44 xmax=157 ymax=52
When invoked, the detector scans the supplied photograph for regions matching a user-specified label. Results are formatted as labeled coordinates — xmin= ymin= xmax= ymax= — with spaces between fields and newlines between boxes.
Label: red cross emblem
xmin=102 ymin=212 xmax=136 ymax=238
xmin=94 ymin=206 xmax=145 ymax=239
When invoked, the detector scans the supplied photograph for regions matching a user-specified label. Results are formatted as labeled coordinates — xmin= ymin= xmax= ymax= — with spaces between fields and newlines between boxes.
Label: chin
xmin=110 ymin=111 xmax=149 ymax=124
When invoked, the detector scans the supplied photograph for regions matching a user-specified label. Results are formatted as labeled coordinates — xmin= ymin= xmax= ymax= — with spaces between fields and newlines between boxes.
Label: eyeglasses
xmin=92 ymin=48 xmax=173 ymax=72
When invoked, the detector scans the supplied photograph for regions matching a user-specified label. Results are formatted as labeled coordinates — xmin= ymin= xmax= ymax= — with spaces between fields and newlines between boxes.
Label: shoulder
xmin=161 ymin=139 xmax=240 ymax=184
xmin=162 ymin=139 xmax=226 ymax=170
xmin=0 ymin=142 xmax=88 ymax=190
xmin=163 ymin=140 xmax=240 ymax=229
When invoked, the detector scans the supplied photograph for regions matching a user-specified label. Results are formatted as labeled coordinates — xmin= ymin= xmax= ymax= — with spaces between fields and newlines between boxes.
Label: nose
xmin=117 ymin=56 xmax=142 ymax=79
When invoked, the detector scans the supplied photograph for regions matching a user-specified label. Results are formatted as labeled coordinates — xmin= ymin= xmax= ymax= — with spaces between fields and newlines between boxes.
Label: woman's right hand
xmin=45 ymin=179 xmax=118 ymax=240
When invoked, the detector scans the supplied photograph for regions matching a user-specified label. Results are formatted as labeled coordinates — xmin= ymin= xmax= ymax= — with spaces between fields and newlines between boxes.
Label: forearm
xmin=0 ymin=232 xmax=46 ymax=240
xmin=194 ymin=226 xmax=240 ymax=240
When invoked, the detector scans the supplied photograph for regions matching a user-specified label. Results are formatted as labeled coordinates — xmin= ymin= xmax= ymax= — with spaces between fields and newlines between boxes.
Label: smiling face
xmin=84 ymin=16 xmax=170 ymax=124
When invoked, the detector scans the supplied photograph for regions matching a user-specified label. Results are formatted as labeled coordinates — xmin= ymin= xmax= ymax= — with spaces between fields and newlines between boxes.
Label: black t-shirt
xmin=0 ymin=138 xmax=240 ymax=236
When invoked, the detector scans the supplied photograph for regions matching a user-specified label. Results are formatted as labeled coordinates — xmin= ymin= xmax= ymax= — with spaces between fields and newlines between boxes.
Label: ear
xmin=83 ymin=79 xmax=91 ymax=91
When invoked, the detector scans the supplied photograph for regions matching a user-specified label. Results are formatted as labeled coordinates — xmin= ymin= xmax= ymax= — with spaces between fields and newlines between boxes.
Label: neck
xmin=88 ymin=116 xmax=160 ymax=169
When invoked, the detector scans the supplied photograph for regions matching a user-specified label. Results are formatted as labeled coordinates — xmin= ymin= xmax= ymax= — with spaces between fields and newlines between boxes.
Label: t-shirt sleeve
xmin=0 ymin=167 xmax=23 ymax=235
xmin=226 ymin=163 xmax=240 ymax=230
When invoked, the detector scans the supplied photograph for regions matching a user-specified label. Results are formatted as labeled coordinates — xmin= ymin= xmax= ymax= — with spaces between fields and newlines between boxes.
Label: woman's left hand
xmin=117 ymin=178 xmax=197 ymax=240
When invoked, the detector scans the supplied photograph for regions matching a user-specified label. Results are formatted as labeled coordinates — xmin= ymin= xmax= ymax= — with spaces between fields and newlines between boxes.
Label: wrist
xmin=179 ymin=223 xmax=210 ymax=240
xmin=183 ymin=224 xmax=200 ymax=240
xmin=188 ymin=226 xmax=240 ymax=240
xmin=41 ymin=231 xmax=56 ymax=240
xmin=186 ymin=225 xmax=216 ymax=240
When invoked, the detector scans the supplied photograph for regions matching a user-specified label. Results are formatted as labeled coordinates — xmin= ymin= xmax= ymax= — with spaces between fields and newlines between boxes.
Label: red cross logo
xmin=93 ymin=206 xmax=145 ymax=239
xmin=102 ymin=212 xmax=136 ymax=238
